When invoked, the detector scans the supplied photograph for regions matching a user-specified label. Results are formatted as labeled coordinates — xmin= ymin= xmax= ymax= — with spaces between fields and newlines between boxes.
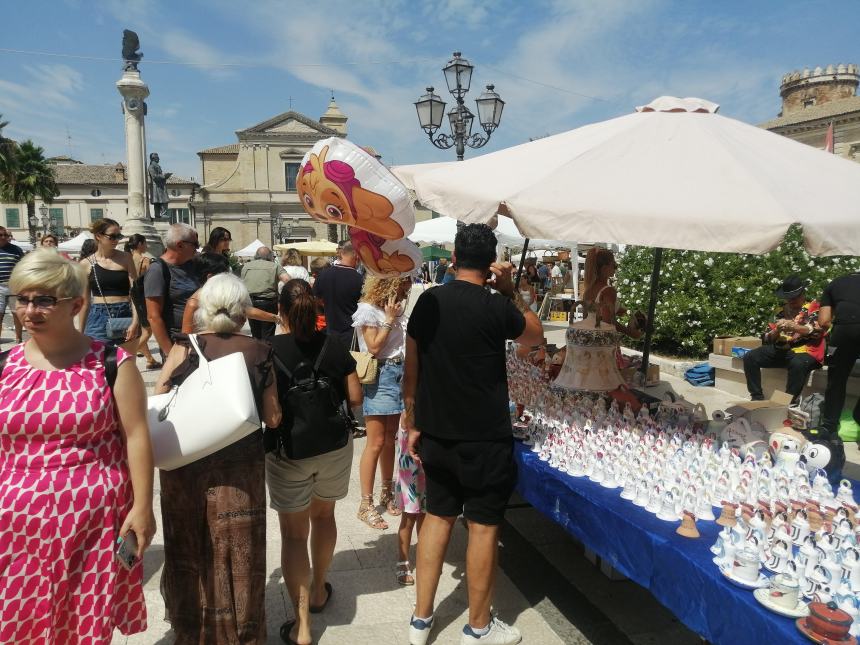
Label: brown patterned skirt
xmin=159 ymin=430 xmax=267 ymax=644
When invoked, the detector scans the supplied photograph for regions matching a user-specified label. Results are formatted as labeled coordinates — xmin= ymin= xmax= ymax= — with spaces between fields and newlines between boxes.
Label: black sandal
xmin=280 ymin=620 xmax=299 ymax=645
xmin=309 ymin=581 xmax=333 ymax=614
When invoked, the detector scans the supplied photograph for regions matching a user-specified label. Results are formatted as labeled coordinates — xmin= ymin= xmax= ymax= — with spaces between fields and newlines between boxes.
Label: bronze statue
xmin=122 ymin=30 xmax=143 ymax=71
xmin=148 ymin=153 xmax=171 ymax=219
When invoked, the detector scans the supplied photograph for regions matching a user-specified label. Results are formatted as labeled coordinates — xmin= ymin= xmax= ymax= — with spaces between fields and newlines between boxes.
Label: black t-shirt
xmin=407 ymin=281 xmax=526 ymax=441
xmin=434 ymin=263 xmax=447 ymax=283
xmin=143 ymin=259 xmax=200 ymax=332
xmin=821 ymin=273 xmax=860 ymax=326
xmin=269 ymin=332 xmax=357 ymax=405
xmin=313 ymin=264 xmax=363 ymax=336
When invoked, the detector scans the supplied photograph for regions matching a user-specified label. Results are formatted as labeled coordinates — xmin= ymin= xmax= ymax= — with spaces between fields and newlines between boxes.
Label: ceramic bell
xmin=677 ymin=511 xmax=700 ymax=538
xmin=837 ymin=479 xmax=857 ymax=506
xmin=695 ymin=494 xmax=716 ymax=522
xmin=791 ymin=509 xmax=812 ymax=546
xmin=716 ymin=501 xmax=738 ymax=527
xmin=655 ymin=491 xmax=678 ymax=521
xmin=601 ymin=464 xmax=619 ymax=489
xmin=645 ymin=487 xmax=663 ymax=515
xmin=633 ymin=481 xmax=650 ymax=507
xmin=711 ymin=525 xmax=732 ymax=555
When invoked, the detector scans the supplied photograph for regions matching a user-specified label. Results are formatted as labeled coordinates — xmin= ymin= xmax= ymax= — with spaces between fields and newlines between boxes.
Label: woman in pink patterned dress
xmin=0 ymin=250 xmax=155 ymax=644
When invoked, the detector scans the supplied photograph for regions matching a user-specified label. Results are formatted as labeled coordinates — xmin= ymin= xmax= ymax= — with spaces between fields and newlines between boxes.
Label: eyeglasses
xmin=14 ymin=295 xmax=73 ymax=310
xmin=102 ymin=233 xmax=123 ymax=241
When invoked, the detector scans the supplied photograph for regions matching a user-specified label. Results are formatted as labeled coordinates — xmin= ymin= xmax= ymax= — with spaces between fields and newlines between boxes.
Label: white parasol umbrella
xmin=234 ymin=239 xmax=266 ymax=258
xmin=273 ymin=240 xmax=338 ymax=256
xmin=410 ymin=214 xmax=571 ymax=250
xmin=58 ymin=231 xmax=94 ymax=253
xmin=393 ymin=96 xmax=860 ymax=257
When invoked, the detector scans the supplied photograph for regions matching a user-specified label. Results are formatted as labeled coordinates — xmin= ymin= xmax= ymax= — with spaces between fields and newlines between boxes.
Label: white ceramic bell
xmin=601 ymin=465 xmax=619 ymax=489
xmin=656 ymin=491 xmax=679 ymax=521
xmin=837 ymin=479 xmax=857 ymax=505
xmin=695 ymin=494 xmax=716 ymax=522
xmin=645 ymin=487 xmax=663 ymax=514
xmin=620 ymin=476 xmax=638 ymax=501
xmin=633 ymin=481 xmax=650 ymax=507
xmin=791 ymin=510 xmax=811 ymax=546
xmin=711 ymin=525 xmax=732 ymax=555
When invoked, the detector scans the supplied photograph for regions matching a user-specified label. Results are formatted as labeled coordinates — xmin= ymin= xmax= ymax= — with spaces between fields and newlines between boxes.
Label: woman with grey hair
xmin=154 ymin=273 xmax=282 ymax=644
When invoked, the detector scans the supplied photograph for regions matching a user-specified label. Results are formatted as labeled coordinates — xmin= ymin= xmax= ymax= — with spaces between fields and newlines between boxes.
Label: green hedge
xmin=615 ymin=225 xmax=860 ymax=358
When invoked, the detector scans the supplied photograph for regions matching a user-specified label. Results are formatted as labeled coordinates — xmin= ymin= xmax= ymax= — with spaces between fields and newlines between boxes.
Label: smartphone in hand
xmin=116 ymin=532 xmax=139 ymax=571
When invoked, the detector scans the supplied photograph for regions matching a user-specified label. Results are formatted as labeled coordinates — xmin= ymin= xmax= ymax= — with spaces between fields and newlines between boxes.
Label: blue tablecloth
xmin=514 ymin=441 xmax=812 ymax=645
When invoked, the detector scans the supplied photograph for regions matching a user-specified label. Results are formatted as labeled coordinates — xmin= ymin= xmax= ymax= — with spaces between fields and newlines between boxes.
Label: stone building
xmin=191 ymin=98 xmax=353 ymax=249
xmin=760 ymin=63 xmax=860 ymax=161
xmin=0 ymin=156 xmax=196 ymax=243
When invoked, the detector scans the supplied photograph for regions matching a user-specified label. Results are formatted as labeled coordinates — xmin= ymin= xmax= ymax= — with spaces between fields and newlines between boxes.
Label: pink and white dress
xmin=0 ymin=341 xmax=146 ymax=644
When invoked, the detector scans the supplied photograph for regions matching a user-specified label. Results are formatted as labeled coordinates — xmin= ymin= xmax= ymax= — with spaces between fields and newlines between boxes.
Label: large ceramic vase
xmin=553 ymin=319 xmax=625 ymax=392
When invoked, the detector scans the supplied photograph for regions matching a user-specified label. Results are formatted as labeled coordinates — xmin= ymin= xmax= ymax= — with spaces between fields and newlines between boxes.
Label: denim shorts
xmin=362 ymin=360 xmax=404 ymax=417
xmin=84 ymin=301 xmax=133 ymax=343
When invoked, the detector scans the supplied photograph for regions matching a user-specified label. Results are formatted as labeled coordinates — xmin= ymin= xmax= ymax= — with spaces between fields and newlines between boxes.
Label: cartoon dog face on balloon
xmin=296 ymin=138 xmax=421 ymax=277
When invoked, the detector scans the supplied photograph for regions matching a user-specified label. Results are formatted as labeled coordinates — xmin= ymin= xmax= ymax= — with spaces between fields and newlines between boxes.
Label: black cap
xmin=774 ymin=275 xmax=807 ymax=300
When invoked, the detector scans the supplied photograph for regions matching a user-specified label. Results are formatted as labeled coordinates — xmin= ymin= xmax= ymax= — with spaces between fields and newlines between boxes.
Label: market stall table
xmin=513 ymin=441 xmax=857 ymax=645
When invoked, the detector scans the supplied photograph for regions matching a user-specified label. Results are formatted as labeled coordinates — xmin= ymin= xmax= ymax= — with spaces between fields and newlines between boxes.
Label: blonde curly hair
xmin=360 ymin=276 xmax=411 ymax=308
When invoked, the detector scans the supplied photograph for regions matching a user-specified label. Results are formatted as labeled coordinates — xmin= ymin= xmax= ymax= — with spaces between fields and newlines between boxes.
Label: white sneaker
xmin=460 ymin=616 xmax=522 ymax=645
xmin=409 ymin=615 xmax=434 ymax=645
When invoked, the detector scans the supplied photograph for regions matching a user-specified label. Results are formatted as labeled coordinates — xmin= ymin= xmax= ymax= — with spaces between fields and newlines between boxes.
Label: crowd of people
xmin=0 ymin=220 xmax=541 ymax=645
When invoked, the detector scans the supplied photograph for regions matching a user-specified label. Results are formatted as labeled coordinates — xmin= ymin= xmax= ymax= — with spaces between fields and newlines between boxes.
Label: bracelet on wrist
xmin=381 ymin=321 xmax=394 ymax=330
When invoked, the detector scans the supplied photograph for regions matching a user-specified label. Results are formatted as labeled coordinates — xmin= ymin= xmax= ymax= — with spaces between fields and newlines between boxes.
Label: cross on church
xmin=288 ymin=96 xmax=293 ymax=109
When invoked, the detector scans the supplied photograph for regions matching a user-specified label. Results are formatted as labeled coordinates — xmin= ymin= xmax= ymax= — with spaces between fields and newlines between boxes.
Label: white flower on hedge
xmin=736 ymin=287 xmax=745 ymax=293
xmin=704 ymin=258 xmax=714 ymax=267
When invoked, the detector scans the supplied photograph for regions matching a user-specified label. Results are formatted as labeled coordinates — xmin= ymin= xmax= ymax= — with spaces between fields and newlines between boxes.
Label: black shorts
xmin=419 ymin=434 xmax=517 ymax=526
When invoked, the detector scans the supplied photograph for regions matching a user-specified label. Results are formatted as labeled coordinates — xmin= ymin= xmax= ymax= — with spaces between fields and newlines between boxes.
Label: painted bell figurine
xmin=677 ymin=511 xmax=699 ymax=538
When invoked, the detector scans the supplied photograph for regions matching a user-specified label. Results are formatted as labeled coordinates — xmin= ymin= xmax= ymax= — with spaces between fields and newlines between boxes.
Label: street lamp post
xmin=271 ymin=215 xmax=301 ymax=245
xmin=414 ymin=52 xmax=505 ymax=161
xmin=39 ymin=203 xmax=50 ymax=238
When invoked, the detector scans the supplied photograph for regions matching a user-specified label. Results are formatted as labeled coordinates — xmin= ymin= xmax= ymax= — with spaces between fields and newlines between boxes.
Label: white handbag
xmin=147 ymin=333 xmax=261 ymax=470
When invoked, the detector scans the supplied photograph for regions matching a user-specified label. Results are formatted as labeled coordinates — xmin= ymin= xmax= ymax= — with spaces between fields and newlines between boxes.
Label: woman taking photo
xmin=353 ymin=276 xmax=411 ymax=530
xmin=79 ymin=219 xmax=140 ymax=350
xmin=267 ymin=278 xmax=361 ymax=645
xmin=125 ymin=234 xmax=160 ymax=369
xmin=155 ymin=273 xmax=281 ymax=644
xmin=0 ymin=250 xmax=155 ymax=642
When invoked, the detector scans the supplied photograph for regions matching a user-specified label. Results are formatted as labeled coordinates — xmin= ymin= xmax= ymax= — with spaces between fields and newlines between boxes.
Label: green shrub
xmin=615 ymin=225 xmax=860 ymax=358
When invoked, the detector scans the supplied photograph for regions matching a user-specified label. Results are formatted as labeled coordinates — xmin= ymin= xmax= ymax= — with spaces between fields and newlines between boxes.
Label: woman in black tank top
xmin=79 ymin=218 xmax=141 ymax=351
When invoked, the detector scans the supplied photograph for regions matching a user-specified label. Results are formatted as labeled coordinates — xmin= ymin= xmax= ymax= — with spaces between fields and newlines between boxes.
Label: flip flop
xmin=309 ymin=582 xmax=332 ymax=614
xmin=279 ymin=620 xmax=299 ymax=645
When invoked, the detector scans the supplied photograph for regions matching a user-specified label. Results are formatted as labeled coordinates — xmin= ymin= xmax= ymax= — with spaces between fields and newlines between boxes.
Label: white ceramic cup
xmin=733 ymin=548 xmax=760 ymax=582
xmin=769 ymin=573 xmax=800 ymax=609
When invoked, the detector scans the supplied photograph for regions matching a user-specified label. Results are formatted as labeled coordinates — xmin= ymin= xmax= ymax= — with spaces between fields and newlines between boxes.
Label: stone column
xmin=116 ymin=69 xmax=164 ymax=255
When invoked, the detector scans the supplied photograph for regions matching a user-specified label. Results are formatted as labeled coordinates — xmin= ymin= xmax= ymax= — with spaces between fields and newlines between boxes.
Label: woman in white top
xmin=352 ymin=276 xmax=411 ymax=530
xmin=281 ymin=248 xmax=310 ymax=282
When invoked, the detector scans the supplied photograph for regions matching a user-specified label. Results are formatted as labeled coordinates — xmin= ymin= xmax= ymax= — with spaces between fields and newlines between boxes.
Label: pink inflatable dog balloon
xmin=296 ymin=137 xmax=421 ymax=277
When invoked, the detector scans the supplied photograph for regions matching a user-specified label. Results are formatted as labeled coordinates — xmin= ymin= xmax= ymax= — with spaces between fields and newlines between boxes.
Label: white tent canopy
xmin=409 ymin=214 xmax=572 ymax=250
xmin=393 ymin=96 xmax=860 ymax=257
xmin=58 ymin=231 xmax=94 ymax=253
xmin=234 ymin=239 xmax=266 ymax=258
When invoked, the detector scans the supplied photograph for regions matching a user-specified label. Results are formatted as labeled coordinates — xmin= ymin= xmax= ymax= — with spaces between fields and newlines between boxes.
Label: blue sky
xmin=0 ymin=0 xmax=857 ymax=181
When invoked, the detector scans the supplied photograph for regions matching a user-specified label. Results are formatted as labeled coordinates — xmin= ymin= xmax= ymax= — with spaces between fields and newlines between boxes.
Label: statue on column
xmin=121 ymin=30 xmax=143 ymax=71
xmin=148 ymin=153 xmax=171 ymax=219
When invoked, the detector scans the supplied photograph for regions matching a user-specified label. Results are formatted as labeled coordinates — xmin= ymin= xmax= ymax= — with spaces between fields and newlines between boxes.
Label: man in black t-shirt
xmin=403 ymin=224 xmax=543 ymax=645
xmin=818 ymin=272 xmax=860 ymax=440
xmin=313 ymin=240 xmax=363 ymax=349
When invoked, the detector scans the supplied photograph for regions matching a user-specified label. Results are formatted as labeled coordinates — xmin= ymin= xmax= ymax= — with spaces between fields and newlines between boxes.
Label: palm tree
xmin=5 ymin=140 xmax=59 ymax=243
xmin=0 ymin=114 xmax=15 ymax=194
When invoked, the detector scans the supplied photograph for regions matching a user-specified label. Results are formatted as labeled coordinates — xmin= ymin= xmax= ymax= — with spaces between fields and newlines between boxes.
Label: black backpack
xmin=269 ymin=336 xmax=349 ymax=460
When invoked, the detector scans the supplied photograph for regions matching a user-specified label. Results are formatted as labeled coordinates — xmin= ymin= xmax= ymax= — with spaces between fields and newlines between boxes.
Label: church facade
xmin=191 ymin=98 xmax=351 ymax=250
